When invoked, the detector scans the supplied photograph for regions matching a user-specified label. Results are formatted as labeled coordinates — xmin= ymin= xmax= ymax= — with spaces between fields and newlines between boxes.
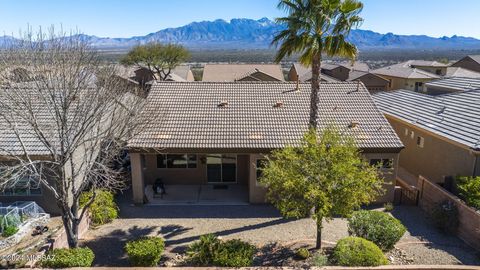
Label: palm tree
xmin=273 ymin=0 xmax=364 ymax=130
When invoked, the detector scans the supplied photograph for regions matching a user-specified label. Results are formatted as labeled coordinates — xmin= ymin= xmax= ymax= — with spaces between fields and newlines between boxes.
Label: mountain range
xmin=2 ymin=18 xmax=480 ymax=50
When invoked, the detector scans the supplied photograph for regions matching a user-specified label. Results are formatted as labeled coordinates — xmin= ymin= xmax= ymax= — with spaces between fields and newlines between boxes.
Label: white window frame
xmin=417 ymin=136 xmax=425 ymax=148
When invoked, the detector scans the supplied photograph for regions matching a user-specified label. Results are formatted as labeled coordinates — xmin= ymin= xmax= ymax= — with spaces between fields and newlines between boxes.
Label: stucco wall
xmin=322 ymin=67 xmax=349 ymax=81
xmin=386 ymin=116 xmax=477 ymax=183
xmin=356 ymin=74 xmax=389 ymax=92
xmin=379 ymin=75 xmax=434 ymax=91
xmin=363 ymin=152 xmax=400 ymax=203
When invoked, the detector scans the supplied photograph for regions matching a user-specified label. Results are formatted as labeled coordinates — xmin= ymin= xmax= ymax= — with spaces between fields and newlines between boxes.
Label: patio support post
xmin=130 ymin=152 xmax=145 ymax=205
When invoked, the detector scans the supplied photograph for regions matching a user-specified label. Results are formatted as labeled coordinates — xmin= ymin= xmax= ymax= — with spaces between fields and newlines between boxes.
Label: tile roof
xmin=425 ymin=77 xmax=480 ymax=92
xmin=373 ymin=90 xmax=480 ymax=150
xmin=338 ymin=61 xmax=370 ymax=72
xmin=347 ymin=70 xmax=389 ymax=82
xmin=202 ymin=64 xmax=285 ymax=82
xmin=408 ymin=60 xmax=449 ymax=68
xmin=467 ymin=55 xmax=480 ymax=64
xmin=292 ymin=63 xmax=340 ymax=82
xmin=128 ymin=82 xmax=403 ymax=151
xmin=372 ymin=61 xmax=441 ymax=79
xmin=445 ymin=67 xmax=480 ymax=79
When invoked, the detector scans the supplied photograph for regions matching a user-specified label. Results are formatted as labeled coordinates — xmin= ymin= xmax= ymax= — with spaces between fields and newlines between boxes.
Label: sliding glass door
xmin=206 ymin=154 xmax=237 ymax=183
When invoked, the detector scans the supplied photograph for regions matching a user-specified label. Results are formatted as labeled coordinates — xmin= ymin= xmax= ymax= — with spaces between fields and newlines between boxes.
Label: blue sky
xmin=1 ymin=0 xmax=479 ymax=38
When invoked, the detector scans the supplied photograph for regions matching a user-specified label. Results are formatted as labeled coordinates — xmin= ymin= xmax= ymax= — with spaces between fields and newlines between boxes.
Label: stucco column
xmin=130 ymin=152 xmax=145 ymax=205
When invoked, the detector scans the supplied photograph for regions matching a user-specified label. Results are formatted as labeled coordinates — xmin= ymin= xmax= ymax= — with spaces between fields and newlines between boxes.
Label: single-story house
xmin=347 ymin=71 xmax=390 ymax=93
xmin=424 ymin=77 xmax=480 ymax=95
xmin=373 ymin=90 xmax=480 ymax=186
xmin=321 ymin=63 xmax=351 ymax=81
xmin=372 ymin=61 xmax=441 ymax=92
xmin=202 ymin=64 xmax=285 ymax=82
xmin=287 ymin=63 xmax=339 ymax=82
xmin=451 ymin=55 xmax=480 ymax=73
xmin=127 ymin=82 xmax=404 ymax=205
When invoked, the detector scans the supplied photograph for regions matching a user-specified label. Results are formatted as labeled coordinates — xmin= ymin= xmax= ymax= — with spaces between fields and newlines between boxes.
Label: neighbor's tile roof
xmin=467 ymin=55 xmax=480 ymax=64
xmin=338 ymin=61 xmax=370 ymax=72
xmin=372 ymin=61 xmax=441 ymax=79
xmin=347 ymin=70 xmax=389 ymax=82
xmin=373 ymin=90 xmax=480 ymax=150
xmin=292 ymin=63 xmax=340 ymax=82
xmin=425 ymin=77 xmax=480 ymax=92
xmin=128 ymin=82 xmax=403 ymax=151
xmin=202 ymin=64 xmax=284 ymax=82
xmin=445 ymin=67 xmax=480 ymax=79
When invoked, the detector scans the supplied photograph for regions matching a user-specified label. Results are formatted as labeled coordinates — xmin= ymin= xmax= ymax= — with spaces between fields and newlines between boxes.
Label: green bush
xmin=124 ymin=236 xmax=165 ymax=266
xmin=333 ymin=237 xmax=388 ymax=267
xmin=431 ymin=200 xmax=459 ymax=233
xmin=312 ymin=253 xmax=329 ymax=266
xmin=187 ymin=234 xmax=256 ymax=267
xmin=348 ymin=210 xmax=406 ymax=251
xmin=2 ymin=225 xmax=18 ymax=237
xmin=80 ymin=189 xmax=119 ymax=226
xmin=41 ymin=247 xmax=95 ymax=268
xmin=456 ymin=176 xmax=480 ymax=210
xmin=213 ymin=239 xmax=256 ymax=267
xmin=295 ymin=248 xmax=310 ymax=260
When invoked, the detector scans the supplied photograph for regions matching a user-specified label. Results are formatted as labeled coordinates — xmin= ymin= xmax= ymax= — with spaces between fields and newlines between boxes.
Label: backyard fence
xmin=417 ymin=175 xmax=480 ymax=251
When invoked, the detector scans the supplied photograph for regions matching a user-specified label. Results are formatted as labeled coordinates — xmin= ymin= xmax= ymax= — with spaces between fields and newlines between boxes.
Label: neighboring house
xmin=372 ymin=61 xmax=441 ymax=92
xmin=347 ymin=71 xmax=390 ymax=93
xmin=131 ymin=65 xmax=195 ymax=84
xmin=451 ymin=55 xmax=480 ymax=73
xmin=445 ymin=67 xmax=480 ymax=79
xmin=321 ymin=63 xmax=351 ymax=81
xmin=127 ymin=82 xmax=404 ymax=205
xmin=338 ymin=61 xmax=370 ymax=72
xmin=288 ymin=63 xmax=339 ymax=82
xmin=373 ymin=90 xmax=480 ymax=186
xmin=202 ymin=64 xmax=285 ymax=82
xmin=425 ymin=77 xmax=480 ymax=95
xmin=407 ymin=60 xmax=449 ymax=76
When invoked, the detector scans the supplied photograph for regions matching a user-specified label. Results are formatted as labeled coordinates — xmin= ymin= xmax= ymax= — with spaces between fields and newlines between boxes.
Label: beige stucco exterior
xmin=385 ymin=115 xmax=480 ymax=184
xmin=377 ymin=75 xmax=434 ymax=91
xmin=130 ymin=150 xmax=400 ymax=205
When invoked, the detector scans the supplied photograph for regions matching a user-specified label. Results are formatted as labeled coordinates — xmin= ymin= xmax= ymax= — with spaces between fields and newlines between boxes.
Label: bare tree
xmin=0 ymin=29 xmax=151 ymax=248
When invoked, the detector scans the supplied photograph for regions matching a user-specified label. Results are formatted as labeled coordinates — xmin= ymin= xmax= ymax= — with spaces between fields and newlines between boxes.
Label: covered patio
xmin=144 ymin=184 xmax=249 ymax=205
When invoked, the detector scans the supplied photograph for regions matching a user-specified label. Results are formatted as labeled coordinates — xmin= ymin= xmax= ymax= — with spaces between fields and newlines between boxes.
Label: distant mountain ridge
xmin=2 ymin=18 xmax=480 ymax=50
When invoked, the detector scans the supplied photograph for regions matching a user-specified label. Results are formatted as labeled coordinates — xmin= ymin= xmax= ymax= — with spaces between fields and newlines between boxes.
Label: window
xmin=1 ymin=177 xmax=42 ymax=196
xmin=370 ymin=159 xmax=394 ymax=169
xmin=404 ymin=128 xmax=409 ymax=136
xmin=410 ymin=131 xmax=415 ymax=139
xmin=388 ymin=79 xmax=392 ymax=88
xmin=256 ymin=159 xmax=267 ymax=186
xmin=157 ymin=154 xmax=197 ymax=169
xmin=417 ymin=136 xmax=425 ymax=148
xmin=436 ymin=69 xmax=442 ymax=75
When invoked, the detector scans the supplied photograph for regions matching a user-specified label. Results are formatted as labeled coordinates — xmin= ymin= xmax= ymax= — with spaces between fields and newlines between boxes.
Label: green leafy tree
xmin=260 ymin=127 xmax=384 ymax=249
xmin=456 ymin=176 xmax=480 ymax=210
xmin=120 ymin=43 xmax=190 ymax=81
xmin=273 ymin=0 xmax=363 ymax=129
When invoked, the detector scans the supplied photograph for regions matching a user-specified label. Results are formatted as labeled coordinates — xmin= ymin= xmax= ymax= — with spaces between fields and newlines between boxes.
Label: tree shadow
xmin=254 ymin=242 xmax=296 ymax=266
xmin=390 ymin=205 xmax=480 ymax=265
xmin=83 ymin=224 xmax=189 ymax=267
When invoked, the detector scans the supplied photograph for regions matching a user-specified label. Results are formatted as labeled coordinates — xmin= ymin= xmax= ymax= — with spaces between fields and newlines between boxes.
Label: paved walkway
xmin=81 ymin=194 xmax=480 ymax=266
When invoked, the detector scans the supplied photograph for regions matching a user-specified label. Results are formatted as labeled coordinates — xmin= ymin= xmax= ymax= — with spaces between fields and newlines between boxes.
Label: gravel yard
xmin=82 ymin=196 xmax=480 ymax=267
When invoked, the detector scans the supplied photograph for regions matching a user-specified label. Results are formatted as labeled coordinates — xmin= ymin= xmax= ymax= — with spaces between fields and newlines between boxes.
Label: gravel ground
xmin=81 ymin=196 xmax=480 ymax=267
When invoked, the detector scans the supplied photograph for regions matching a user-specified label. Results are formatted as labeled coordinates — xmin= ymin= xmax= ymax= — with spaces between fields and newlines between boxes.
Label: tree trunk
xmin=309 ymin=53 xmax=321 ymax=130
xmin=60 ymin=199 xmax=80 ymax=248
xmin=316 ymin=217 xmax=323 ymax=249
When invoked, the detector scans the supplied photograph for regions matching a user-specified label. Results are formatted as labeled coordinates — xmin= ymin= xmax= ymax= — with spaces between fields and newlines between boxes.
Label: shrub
xmin=348 ymin=210 xmax=406 ymax=251
xmin=295 ymin=248 xmax=310 ymax=260
xmin=312 ymin=253 xmax=329 ymax=266
xmin=431 ymin=200 xmax=459 ymax=233
xmin=456 ymin=176 xmax=480 ymax=210
xmin=124 ymin=236 xmax=165 ymax=267
xmin=383 ymin=202 xmax=394 ymax=212
xmin=41 ymin=247 xmax=95 ymax=268
xmin=333 ymin=237 xmax=388 ymax=267
xmin=187 ymin=234 xmax=256 ymax=267
xmin=79 ymin=189 xmax=119 ymax=226
xmin=213 ymin=239 xmax=256 ymax=267
xmin=2 ymin=225 xmax=19 ymax=237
